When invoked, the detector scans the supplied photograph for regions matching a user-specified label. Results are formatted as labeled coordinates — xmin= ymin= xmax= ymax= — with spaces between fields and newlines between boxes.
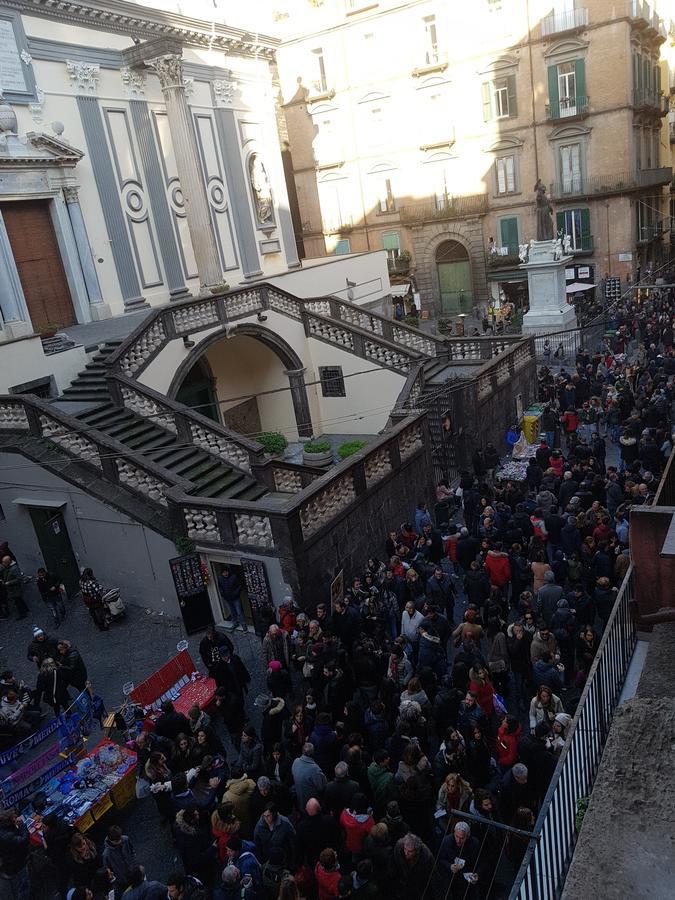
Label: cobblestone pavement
xmin=1 ymin=580 xmax=266 ymax=882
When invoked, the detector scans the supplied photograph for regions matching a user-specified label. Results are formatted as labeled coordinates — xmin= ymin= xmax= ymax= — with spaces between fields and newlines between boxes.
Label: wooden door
xmin=438 ymin=260 xmax=473 ymax=315
xmin=1 ymin=200 xmax=75 ymax=330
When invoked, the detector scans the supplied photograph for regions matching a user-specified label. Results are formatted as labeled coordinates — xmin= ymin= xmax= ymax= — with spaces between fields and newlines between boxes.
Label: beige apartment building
xmin=276 ymin=0 xmax=673 ymax=317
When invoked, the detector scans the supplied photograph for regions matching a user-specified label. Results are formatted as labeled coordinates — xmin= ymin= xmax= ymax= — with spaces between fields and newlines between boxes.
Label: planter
xmin=303 ymin=449 xmax=333 ymax=467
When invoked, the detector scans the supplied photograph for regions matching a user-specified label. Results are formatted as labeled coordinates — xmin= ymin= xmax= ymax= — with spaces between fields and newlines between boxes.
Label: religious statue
xmin=518 ymin=243 xmax=530 ymax=263
xmin=248 ymin=152 xmax=273 ymax=224
xmin=552 ymin=238 xmax=563 ymax=260
xmin=534 ymin=179 xmax=553 ymax=241
xmin=563 ymin=234 xmax=572 ymax=255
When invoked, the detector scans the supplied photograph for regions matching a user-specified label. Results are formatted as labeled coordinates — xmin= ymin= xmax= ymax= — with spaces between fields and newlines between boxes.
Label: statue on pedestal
xmin=534 ymin=179 xmax=553 ymax=241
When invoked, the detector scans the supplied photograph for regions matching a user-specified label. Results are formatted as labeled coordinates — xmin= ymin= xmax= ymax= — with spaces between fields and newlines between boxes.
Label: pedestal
xmin=521 ymin=240 xmax=577 ymax=336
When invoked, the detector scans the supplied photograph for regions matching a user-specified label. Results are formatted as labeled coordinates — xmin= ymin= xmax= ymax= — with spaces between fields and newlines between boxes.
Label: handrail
xmin=509 ymin=565 xmax=637 ymax=899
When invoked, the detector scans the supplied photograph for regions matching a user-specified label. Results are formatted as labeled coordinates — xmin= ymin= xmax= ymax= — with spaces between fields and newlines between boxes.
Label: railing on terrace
xmin=510 ymin=565 xmax=637 ymax=899
xmin=541 ymin=6 xmax=588 ymax=34
xmin=487 ymin=244 xmax=521 ymax=268
xmin=632 ymin=88 xmax=668 ymax=114
xmin=532 ymin=320 xmax=607 ymax=364
xmin=549 ymin=167 xmax=673 ymax=200
xmin=399 ymin=193 xmax=489 ymax=224
xmin=653 ymin=442 xmax=675 ymax=506
xmin=545 ymin=95 xmax=589 ymax=120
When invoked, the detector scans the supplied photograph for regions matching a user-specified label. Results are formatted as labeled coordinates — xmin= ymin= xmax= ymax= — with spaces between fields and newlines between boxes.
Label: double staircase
xmin=59 ymin=341 xmax=122 ymax=404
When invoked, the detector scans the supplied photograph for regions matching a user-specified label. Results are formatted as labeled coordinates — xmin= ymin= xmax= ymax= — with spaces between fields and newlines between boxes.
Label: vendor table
xmin=129 ymin=650 xmax=216 ymax=729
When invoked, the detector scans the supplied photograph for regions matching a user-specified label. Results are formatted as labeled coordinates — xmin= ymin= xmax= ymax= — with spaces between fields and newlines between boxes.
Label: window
xmin=335 ymin=238 xmax=351 ymax=255
xmin=556 ymin=208 xmax=590 ymax=250
xmin=378 ymin=178 xmax=396 ymax=213
xmin=319 ymin=366 xmax=346 ymax=397
xmin=311 ymin=47 xmax=327 ymax=94
xmin=482 ymin=75 xmax=517 ymax=121
xmin=651 ymin=129 xmax=659 ymax=169
xmin=320 ymin=181 xmax=348 ymax=232
xmin=423 ymin=15 xmax=438 ymax=65
xmin=382 ymin=231 xmax=401 ymax=261
xmin=495 ymin=155 xmax=516 ymax=194
xmin=367 ymin=106 xmax=388 ymax=149
xmin=560 ymin=143 xmax=582 ymax=193
xmin=548 ymin=59 xmax=585 ymax=117
xmin=499 ymin=216 xmax=519 ymax=252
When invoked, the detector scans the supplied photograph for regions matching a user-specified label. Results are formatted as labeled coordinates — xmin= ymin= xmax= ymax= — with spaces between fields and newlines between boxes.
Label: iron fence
xmin=509 ymin=566 xmax=637 ymax=899
xmin=532 ymin=320 xmax=606 ymax=365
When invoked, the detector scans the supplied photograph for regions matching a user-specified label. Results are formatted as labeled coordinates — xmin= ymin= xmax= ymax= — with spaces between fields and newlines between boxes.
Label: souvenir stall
xmin=495 ymin=430 xmax=537 ymax=484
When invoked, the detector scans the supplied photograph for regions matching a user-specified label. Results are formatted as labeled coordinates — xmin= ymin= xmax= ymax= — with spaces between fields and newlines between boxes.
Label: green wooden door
xmin=438 ymin=260 xmax=472 ymax=315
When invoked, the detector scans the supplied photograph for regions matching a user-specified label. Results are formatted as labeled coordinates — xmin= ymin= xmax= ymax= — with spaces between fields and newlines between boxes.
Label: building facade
xmin=276 ymin=0 xmax=673 ymax=317
xmin=0 ymin=0 xmax=304 ymax=343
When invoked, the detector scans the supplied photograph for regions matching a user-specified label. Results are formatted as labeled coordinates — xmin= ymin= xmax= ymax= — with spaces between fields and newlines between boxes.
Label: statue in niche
xmin=249 ymin=152 xmax=273 ymax=224
xmin=534 ymin=178 xmax=554 ymax=241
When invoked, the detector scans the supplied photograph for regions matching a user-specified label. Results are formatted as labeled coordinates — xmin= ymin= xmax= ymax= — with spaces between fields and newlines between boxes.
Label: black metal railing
xmin=487 ymin=243 xmax=521 ymax=268
xmin=541 ymin=7 xmax=588 ymax=34
xmin=549 ymin=167 xmax=673 ymax=200
xmin=545 ymin=95 xmax=589 ymax=120
xmin=510 ymin=566 xmax=637 ymax=899
xmin=399 ymin=193 xmax=489 ymax=223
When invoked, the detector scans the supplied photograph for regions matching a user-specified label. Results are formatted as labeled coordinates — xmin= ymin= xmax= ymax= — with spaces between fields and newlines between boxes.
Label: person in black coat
xmin=199 ymin=624 xmax=234 ymax=675
xmin=35 ymin=658 xmax=70 ymax=715
xmin=517 ymin=723 xmax=557 ymax=802
xmin=155 ymin=701 xmax=192 ymax=742
xmin=295 ymin=798 xmax=342 ymax=866
xmin=56 ymin=640 xmax=88 ymax=692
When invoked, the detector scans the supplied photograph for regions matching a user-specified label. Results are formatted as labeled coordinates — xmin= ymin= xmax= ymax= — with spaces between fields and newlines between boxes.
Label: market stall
xmin=495 ymin=432 xmax=538 ymax=483
xmin=129 ymin=649 xmax=216 ymax=728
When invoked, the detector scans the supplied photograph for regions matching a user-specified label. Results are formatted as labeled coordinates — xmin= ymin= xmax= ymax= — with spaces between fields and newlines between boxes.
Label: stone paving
xmin=0 ymin=578 xmax=266 ymax=882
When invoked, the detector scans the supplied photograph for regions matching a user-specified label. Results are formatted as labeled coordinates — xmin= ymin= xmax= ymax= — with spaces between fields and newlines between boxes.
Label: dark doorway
xmin=169 ymin=554 xmax=215 ymax=635
xmin=28 ymin=508 xmax=80 ymax=597
xmin=211 ymin=562 xmax=254 ymax=628
xmin=1 ymin=200 xmax=75 ymax=331
xmin=175 ymin=358 xmax=219 ymax=422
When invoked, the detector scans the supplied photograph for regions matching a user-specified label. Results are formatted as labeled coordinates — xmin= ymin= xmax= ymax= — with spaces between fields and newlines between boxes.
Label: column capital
xmin=145 ymin=53 xmax=184 ymax=91
xmin=63 ymin=185 xmax=79 ymax=203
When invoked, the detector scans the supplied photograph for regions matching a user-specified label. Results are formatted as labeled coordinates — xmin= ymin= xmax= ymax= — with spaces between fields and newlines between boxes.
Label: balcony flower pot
xmin=337 ymin=439 xmax=367 ymax=460
xmin=258 ymin=431 xmax=288 ymax=458
xmin=302 ymin=440 xmax=333 ymax=467
xmin=39 ymin=323 xmax=61 ymax=339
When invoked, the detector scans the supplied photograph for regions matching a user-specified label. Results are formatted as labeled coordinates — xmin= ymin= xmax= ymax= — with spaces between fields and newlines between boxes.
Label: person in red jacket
xmin=468 ymin=666 xmax=496 ymax=718
xmin=560 ymin=407 xmax=579 ymax=448
xmin=315 ymin=847 xmax=341 ymax=900
xmin=339 ymin=794 xmax=374 ymax=858
xmin=495 ymin=716 xmax=522 ymax=771
xmin=484 ymin=545 xmax=511 ymax=589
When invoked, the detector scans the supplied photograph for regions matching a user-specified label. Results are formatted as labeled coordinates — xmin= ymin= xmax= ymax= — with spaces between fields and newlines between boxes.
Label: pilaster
xmin=0 ymin=209 xmax=32 ymax=338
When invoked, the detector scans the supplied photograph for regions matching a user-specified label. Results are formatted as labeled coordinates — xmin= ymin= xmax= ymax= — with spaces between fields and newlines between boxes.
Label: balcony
xmin=412 ymin=47 xmax=448 ymax=78
xmin=487 ymin=243 xmax=521 ymax=268
xmin=546 ymin=95 xmax=589 ymax=121
xmin=307 ymin=81 xmax=336 ymax=103
xmin=323 ymin=217 xmax=354 ymax=235
xmin=399 ymin=193 xmax=489 ymax=224
xmin=627 ymin=0 xmax=668 ymax=39
xmin=549 ymin=167 xmax=672 ymax=200
xmin=541 ymin=7 xmax=588 ymax=35
xmin=387 ymin=256 xmax=411 ymax=275
xmin=637 ymin=221 xmax=665 ymax=244
xmin=632 ymin=88 xmax=669 ymax=115
xmin=569 ymin=234 xmax=594 ymax=254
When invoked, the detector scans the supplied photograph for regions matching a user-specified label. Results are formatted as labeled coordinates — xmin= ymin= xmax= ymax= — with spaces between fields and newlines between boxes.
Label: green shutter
xmin=482 ymin=81 xmax=493 ymax=122
xmin=382 ymin=232 xmax=400 ymax=251
xmin=574 ymin=59 xmax=586 ymax=104
xmin=580 ymin=208 xmax=591 ymax=246
xmin=548 ymin=65 xmax=559 ymax=116
xmin=632 ymin=53 xmax=639 ymax=92
xmin=507 ymin=74 xmax=518 ymax=117
xmin=556 ymin=211 xmax=565 ymax=236
xmin=499 ymin=217 xmax=519 ymax=249
xmin=335 ymin=239 xmax=350 ymax=255
xmin=655 ymin=65 xmax=661 ymax=93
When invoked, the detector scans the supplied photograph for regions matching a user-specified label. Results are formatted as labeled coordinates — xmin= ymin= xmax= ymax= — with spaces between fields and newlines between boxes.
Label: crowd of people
xmin=0 ymin=285 xmax=673 ymax=900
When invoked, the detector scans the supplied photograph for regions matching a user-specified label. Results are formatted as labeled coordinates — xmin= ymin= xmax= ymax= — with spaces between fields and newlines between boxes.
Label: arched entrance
xmin=169 ymin=324 xmax=313 ymax=439
xmin=436 ymin=240 xmax=473 ymax=315
xmin=175 ymin=357 xmax=219 ymax=422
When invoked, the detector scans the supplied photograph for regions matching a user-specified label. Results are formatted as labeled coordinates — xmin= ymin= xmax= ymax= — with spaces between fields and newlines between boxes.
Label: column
xmin=62 ymin=187 xmax=111 ymax=321
xmin=285 ymin=368 xmax=313 ymax=438
xmin=146 ymin=53 xmax=223 ymax=290
xmin=0 ymin=209 xmax=32 ymax=339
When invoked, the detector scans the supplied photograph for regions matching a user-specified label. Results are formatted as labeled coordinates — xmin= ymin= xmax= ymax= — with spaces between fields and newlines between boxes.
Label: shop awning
xmin=566 ymin=282 xmax=597 ymax=293
xmin=390 ymin=283 xmax=411 ymax=296
xmin=12 ymin=498 xmax=67 ymax=508
xmin=486 ymin=270 xmax=527 ymax=282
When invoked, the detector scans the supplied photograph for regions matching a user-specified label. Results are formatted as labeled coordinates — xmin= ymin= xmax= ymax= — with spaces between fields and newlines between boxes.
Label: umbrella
xmin=565 ymin=282 xmax=596 ymax=293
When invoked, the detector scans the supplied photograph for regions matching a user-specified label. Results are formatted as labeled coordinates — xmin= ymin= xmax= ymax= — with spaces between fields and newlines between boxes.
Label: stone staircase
xmin=59 ymin=341 xmax=123 ymax=404
xmin=76 ymin=401 xmax=267 ymax=501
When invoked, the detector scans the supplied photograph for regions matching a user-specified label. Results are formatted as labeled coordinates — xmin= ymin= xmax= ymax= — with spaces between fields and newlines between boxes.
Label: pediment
xmin=544 ymin=38 xmax=589 ymax=59
xmin=0 ymin=132 xmax=84 ymax=166
xmin=358 ymin=91 xmax=390 ymax=104
xmin=367 ymin=160 xmax=398 ymax=174
xmin=549 ymin=123 xmax=591 ymax=140
xmin=479 ymin=54 xmax=520 ymax=75
xmin=485 ymin=136 xmax=525 ymax=152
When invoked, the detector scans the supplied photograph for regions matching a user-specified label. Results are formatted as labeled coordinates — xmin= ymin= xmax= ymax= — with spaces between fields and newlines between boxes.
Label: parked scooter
xmin=102 ymin=587 xmax=126 ymax=622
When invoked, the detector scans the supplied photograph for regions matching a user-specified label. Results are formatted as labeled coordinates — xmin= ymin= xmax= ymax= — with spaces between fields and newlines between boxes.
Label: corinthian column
xmin=146 ymin=52 xmax=223 ymax=290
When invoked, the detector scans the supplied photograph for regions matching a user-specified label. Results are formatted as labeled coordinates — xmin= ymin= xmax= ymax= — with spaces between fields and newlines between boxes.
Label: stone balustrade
xmin=39 ymin=415 xmax=102 ymax=468
xmin=121 ymin=385 xmax=177 ymax=433
xmin=0 ymin=402 xmax=29 ymax=430
xmin=116 ymin=459 xmax=169 ymax=505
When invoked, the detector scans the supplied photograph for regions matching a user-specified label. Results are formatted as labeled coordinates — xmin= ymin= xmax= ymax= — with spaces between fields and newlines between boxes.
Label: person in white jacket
xmin=400 ymin=602 xmax=423 ymax=646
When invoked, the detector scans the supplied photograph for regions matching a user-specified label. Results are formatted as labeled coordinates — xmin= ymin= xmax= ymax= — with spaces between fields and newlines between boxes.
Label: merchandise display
xmin=129 ymin=650 xmax=216 ymax=728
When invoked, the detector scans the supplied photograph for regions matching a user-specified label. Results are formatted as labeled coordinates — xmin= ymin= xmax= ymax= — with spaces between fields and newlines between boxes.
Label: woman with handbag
xmin=486 ymin=618 xmax=510 ymax=696
xmin=79 ymin=568 xmax=109 ymax=632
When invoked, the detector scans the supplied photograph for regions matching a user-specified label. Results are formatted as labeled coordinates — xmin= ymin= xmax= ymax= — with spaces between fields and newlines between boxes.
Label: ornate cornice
xmin=66 ymin=60 xmax=101 ymax=95
xmin=0 ymin=0 xmax=277 ymax=59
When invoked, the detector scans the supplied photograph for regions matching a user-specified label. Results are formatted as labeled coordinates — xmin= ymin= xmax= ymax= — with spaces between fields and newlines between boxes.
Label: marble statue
xmin=249 ymin=152 xmax=273 ymax=224
xmin=563 ymin=234 xmax=572 ymax=255
xmin=535 ymin=179 xmax=553 ymax=241
xmin=518 ymin=243 xmax=530 ymax=263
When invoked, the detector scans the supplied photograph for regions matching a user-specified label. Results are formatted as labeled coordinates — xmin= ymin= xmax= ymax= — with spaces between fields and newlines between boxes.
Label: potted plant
xmin=258 ymin=431 xmax=288 ymax=458
xmin=209 ymin=281 xmax=230 ymax=295
xmin=39 ymin=323 xmax=61 ymax=339
xmin=337 ymin=439 xmax=367 ymax=460
xmin=302 ymin=439 xmax=333 ymax=467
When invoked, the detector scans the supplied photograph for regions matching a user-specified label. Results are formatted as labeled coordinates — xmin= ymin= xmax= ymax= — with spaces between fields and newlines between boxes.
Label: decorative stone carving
xmin=446 ymin=342 xmax=482 ymax=361
xmin=364 ymin=340 xmax=410 ymax=371
xmin=66 ymin=60 xmax=100 ymax=95
xmin=248 ymin=152 xmax=273 ymax=224
xmin=308 ymin=317 xmax=354 ymax=349
xmin=172 ymin=300 xmax=219 ymax=333
xmin=273 ymin=468 xmax=303 ymax=493
xmin=190 ymin=423 xmax=251 ymax=473
xmin=0 ymin=403 xmax=29 ymax=430
xmin=398 ymin=423 xmax=423 ymax=460
xmin=300 ymin=475 xmax=356 ymax=539
xmin=146 ymin=53 xmax=183 ymax=90
xmin=116 ymin=459 xmax=167 ymax=505
xmin=226 ymin=289 xmax=262 ymax=318
xmin=120 ymin=66 xmax=147 ymax=97
xmin=338 ymin=305 xmax=384 ymax=335
xmin=40 ymin=416 xmax=101 ymax=467
xmin=119 ymin=319 xmax=167 ymax=376
xmin=392 ymin=326 xmax=435 ymax=356
xmin=268 ymin=289 xmax=302 ymax=319
xmin=121 ymin=387 xmax=177 ymax=433
xmin=63 ymin=186 xmax=79 ymax=203
xmin=305 ymin=299 xmax=331 ymax=316
xmin=20 ymin=50 xmax=32 ymax=66
xmin=235 ymin=513 xmax=274 ymax=547
xmin=182 ymin=77 xmax=195 ymax=100
xmin=212 ymin=78 xmax=236 ymax=107
xmin=364 ymin=446 xmax=392 ymax=488
xmin=184 ymin=507 xmax=221 ymax=542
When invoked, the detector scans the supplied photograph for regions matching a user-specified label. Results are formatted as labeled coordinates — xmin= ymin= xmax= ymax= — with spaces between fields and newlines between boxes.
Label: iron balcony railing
xmin=541 ymin=7 xmax=588 ymax=35
xmin=545 ymin=95 xmax=589 ymax=120
xmin=632 ymin=88 xmax=668 ymax=113
xmin=549 ymin=167 xmax=672 ymax=200
xmin=510 ymin=565 xmax=638 ymax=899
xmin=487 ymin=243 xmax=521 ymax=268
xmin=387 ymin=256 xmax=411 ymax=275
xmin=399 ymin=193 xmax=489 ymax=223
